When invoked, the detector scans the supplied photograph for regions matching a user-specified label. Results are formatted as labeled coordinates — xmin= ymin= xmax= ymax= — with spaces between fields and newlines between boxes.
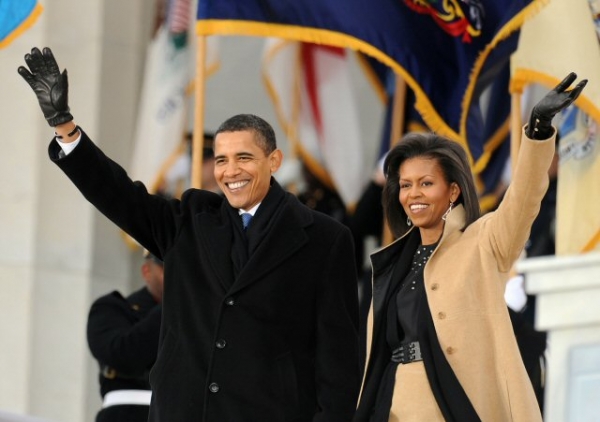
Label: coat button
xmin=438 ymin=312 xmax=446 ymax=320
xmin=208 ymin=382 xmax=219 ymax=393
xmin=216 ymin=339 xmax=227 ymax=349
xmin=431 ymin=283 xmax=439 ymax=291
xmin=225 ymin=297 xmax=235 ymax=306
xmin=446 ymin=346 xmax=455 ymax=355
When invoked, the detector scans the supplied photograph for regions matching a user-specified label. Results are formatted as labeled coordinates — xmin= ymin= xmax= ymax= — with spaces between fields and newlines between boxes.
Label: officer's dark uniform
xmin=87 ymin=287 xmax=161 ymax=422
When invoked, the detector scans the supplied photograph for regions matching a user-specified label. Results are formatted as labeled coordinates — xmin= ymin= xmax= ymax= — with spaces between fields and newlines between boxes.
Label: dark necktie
xmin=241 ymin=213 xmax=253 ymax=230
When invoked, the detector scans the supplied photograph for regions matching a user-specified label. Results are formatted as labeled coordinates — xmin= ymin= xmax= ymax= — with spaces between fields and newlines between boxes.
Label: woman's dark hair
xmin=215 ymin=114 xmax=277 ymax=155
xmin=382 ymin=132 xmax=480 ymax=238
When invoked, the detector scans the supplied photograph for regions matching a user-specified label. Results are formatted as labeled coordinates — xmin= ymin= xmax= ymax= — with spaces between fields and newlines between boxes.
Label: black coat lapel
xmin=371 ymin=229 xmax=420 ymax=317
xmin=356 ymin=229 xmax=420 ymax=420
xmin=230 ymin=195 xmax=310 ymax=294
xmin=196 ymin=210 xmax=235 ymax=292
xmin=196 ymin=181 xmax=312 ymax=294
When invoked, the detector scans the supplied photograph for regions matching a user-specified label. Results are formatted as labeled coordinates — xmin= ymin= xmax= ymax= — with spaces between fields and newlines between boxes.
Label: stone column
xmin=0 ymin=1 xmax=154 ymax=421
xmin=518 ymin=252 xmax=600 ymax=422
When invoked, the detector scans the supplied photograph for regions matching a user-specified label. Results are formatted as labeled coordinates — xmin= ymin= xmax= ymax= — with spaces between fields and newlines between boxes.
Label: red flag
xmin=263 ymin=39 xmax=376 ymax=207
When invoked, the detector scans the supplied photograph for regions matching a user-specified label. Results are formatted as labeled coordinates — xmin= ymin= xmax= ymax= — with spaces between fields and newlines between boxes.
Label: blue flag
xmin=477 ymin=64 xmax=512 ymax=210
xmin=197 ymin=0 xmax=541 ymax=168
xmin=356 ymin=49 xmax=512 ymax=209
xmin=0 ymin=0 xmax=42 ymax=48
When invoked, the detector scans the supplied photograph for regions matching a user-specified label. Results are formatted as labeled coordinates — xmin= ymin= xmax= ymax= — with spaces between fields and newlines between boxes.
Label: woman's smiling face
xmin=398 ymin=156 xmax=460 ymax=243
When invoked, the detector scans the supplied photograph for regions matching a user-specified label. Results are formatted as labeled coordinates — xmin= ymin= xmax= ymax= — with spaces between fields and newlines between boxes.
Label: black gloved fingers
xmin=547 ymin=77 xmax=588 ymax=116
xmin=553 ymin=72 xmax=577 ymax=94
xmin=43 ymin=47 xmax=61 ymax=76
xmin=19 ymin=46 xmax=73 ymax=126
xmin=564 ymin=79 xmax=588 ymax=106
xmin=24 ymin=47 xmax=44 ymax=75
xmin=17 ymin=65 xmax=34 ymax=84
xmin=526 ymin=73 xmax=588 ymax=140
xmin=21 ymin=46 xmax=61 ymax=81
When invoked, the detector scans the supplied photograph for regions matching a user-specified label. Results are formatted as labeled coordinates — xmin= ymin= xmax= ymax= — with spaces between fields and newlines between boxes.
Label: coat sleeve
xmin=313 ymin=226 xmax=361 ymax=422
xmin=483 ymin=129 xmax=556 ymax=272
xmin=87 ymin=292 xmax=161 ymax=374
xmin=48 ymin=130 xmax=220 ymax=259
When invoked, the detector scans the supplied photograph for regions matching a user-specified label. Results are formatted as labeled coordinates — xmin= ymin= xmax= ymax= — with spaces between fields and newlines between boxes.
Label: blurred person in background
xmin=155 ymin=132 xmax=220 ymax=198
xmin=87 ymin=250 xmax=163 ymax=422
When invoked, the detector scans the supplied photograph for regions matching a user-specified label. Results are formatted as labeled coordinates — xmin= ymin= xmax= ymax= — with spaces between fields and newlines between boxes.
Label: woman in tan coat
xmin=354 ymin=73 xmax=587 ymax=422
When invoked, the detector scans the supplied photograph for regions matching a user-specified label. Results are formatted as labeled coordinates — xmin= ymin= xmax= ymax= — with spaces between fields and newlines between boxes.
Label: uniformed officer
xmin=86 ymin=251 xmax=163 ymax=422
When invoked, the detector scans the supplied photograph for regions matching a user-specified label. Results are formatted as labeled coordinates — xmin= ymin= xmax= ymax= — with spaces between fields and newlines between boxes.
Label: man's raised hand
xmin=18 ymin=47 xmax=73 ymax=127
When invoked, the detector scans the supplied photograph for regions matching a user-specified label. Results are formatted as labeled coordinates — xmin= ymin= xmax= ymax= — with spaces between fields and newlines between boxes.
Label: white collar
xmin=238 ymin=203 xmax=261 ymax=216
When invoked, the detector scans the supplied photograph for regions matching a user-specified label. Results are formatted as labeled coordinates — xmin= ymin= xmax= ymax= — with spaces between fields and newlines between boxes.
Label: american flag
xmin=168 ymin=0 xmax=191 ymax=34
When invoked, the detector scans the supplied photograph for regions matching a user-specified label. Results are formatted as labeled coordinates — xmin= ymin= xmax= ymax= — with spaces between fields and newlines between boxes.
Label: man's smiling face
xmin=214 ymin=130 xmax=282 ymax=210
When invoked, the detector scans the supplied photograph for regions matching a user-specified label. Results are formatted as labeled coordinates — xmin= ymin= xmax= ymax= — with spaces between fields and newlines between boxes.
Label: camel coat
xmin=358 ymin=130 xmax=552 ymax=422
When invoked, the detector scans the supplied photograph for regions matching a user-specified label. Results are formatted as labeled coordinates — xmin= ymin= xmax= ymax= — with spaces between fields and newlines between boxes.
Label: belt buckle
xmin=391 ymin=341 xmax=422 ymax=364
xmin=408 ymin=341 xmax=421 ymax=361
xmin=102 ymin=366 xmax=117 ymax=380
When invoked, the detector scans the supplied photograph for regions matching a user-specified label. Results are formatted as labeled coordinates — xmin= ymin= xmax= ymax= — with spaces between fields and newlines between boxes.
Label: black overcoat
xmin=50 ymin=131 xmax=361 ymax=422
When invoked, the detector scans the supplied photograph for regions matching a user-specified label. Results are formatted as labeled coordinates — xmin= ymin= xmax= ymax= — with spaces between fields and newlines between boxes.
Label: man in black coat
xmin=19 ymin=47 xmax=361 ymax=422
xmin=87 ymin=251 xmax=164 ymax=422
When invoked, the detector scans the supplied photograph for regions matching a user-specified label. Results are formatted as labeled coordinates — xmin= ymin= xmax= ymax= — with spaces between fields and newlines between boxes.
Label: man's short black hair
xmin=215 ymin=114 xmax=277 ymax=155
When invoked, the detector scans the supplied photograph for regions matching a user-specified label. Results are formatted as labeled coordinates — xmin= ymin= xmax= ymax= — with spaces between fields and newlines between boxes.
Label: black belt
xmin=391 ymin=341 xmax=422 ymax=364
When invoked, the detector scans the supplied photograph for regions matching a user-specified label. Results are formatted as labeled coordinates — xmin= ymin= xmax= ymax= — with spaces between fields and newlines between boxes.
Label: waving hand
xmin=18 ymin=47 xmax=73 ymax=127
xmin=526 ymin=72 xmax=587 ymax=140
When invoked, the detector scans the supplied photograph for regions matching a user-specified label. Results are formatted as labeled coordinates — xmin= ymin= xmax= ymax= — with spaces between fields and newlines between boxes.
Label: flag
xmin=197 ymin=0 xmax=544 ymax=170
xmin=129 ymin=0 xmax=219 ymax=196
xmin=129 ymin=22 xmax=193 ymax=194
xmin=126 ymin=0 xmax=220 ymax=249
xmin=262 ymin=39 xmax=369 ymax=207
xmin=0 ymin=0 xmax=42 ymax=48
xmin=357 ymin=52 xmax=511 ymax=214
xmin=373 ymin=68 xmax=429 ymax=160
xmin=476 ymin=63 xmax=513 ymax=212
xmin=510 ymin=0 xmax=600 ymax=124
xmin=363 ymin=58 xmax=511 ymax=214
xmin=510 ymin=0 xmax=600 ymax=254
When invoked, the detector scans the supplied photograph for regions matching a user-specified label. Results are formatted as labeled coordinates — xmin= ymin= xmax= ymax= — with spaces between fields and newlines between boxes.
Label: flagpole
xmin=192 ymin=34 xmax=207 ymax=189
xmin=510 ymin=92 xmax=522 ymax=176
xmin=382 ymin=73 xmax=407 ymax=246
xmin=390 ymin=74 xmax=407 ymax=147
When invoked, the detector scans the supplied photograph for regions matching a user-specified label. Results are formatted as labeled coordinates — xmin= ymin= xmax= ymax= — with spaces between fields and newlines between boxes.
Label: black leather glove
xmin=525 ymin=72 xmax=587 ymax=140
xmin=18 ymin=47 xmax=73 ymax=127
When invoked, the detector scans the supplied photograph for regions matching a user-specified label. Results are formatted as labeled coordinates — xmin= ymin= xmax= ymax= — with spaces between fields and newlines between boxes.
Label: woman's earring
xmin=407 ymin=216 xmax=412 ymax=226
xmin=442 ymin=201 xmax=454 ymax=221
